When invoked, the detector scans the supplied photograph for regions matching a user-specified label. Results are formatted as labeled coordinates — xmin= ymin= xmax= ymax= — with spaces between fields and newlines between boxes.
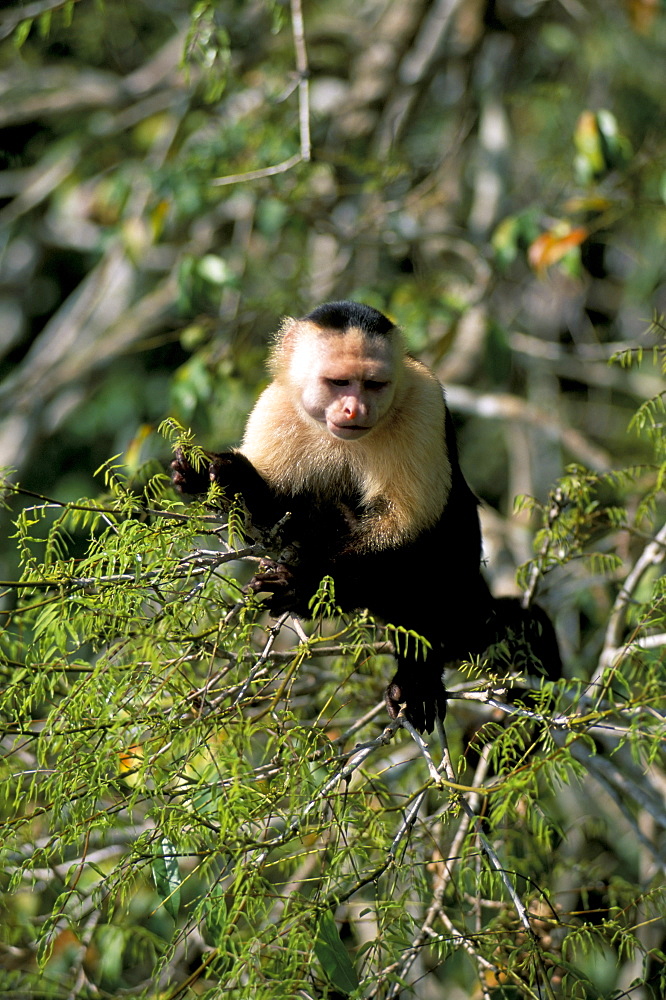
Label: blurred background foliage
xmin=1 ymin=1 xmax=666 ymax=997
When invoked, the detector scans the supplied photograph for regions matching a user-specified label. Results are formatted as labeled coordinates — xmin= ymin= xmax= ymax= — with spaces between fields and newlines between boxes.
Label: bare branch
xmin=594 ymin=519 xmax=666 ymax=687
xmin=290 ymin=0 xmax=311 ymax=163
xmin=446 ymin=384 xmax=612 ymax=472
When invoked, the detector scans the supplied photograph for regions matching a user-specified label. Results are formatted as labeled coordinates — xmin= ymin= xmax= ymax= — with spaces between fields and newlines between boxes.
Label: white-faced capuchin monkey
xmin=172 ymin=301 xmax=560 ymax=732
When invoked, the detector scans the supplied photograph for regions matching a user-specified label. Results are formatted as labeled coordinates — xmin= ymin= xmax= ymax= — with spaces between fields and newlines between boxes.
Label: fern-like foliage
xmin=1 ymin=349 xmax=665 ymax=1000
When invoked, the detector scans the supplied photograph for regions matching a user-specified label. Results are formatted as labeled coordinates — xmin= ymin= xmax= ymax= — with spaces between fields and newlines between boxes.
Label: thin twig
xmin=211 ymin=152 xmax=304 ymax=187
xmin=231 ymin=612 xmax=291 ymax=707
xmin=382 ymin=743 xmax=495 ymax=999
xmin=251 ymin=720 xmax=401 ymax=866
xmin=211 ymin=0 xmax=310 ymax=186
xmin=438 ymin=728 xmax=558 ymax=1000
xmin=592 ymin=520 xmax=666 ymax=699
xmin=290 ymin=0 xmax=311 ymax=163
xmin=400 ymin=716 xmax=442 ymax=783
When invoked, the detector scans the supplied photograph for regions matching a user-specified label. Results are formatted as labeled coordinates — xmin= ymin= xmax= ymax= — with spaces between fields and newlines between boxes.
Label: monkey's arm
xmin=171 ymin=447 xmax=281 ymax=527
xmin=172 ymin=448 xmax=355 ymax=614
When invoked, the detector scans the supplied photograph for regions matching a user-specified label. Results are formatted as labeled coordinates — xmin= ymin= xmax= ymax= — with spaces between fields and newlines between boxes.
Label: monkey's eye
xmin=364 ymin=380 xmax=389 ymax=391
xmin=327 ymin=378 xmax=350 ymax=387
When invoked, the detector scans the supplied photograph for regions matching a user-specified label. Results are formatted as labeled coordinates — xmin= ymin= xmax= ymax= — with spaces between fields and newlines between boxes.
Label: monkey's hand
xmin=171 ymin=447 xmax=223 ymax=495
xmin=171 ymin=448 xmax=279 ymax=522
xmin=385 ymin=668 xmax=447 ymax=734
xmin=246 ymin=558 xmax=311 ymax=617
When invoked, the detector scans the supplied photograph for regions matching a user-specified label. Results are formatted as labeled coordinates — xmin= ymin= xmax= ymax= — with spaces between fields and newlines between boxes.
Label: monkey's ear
xmin=278 ymin=317 xmax=298 ymax=342
xmin=269 ymin=317 xmax=298 ymax=371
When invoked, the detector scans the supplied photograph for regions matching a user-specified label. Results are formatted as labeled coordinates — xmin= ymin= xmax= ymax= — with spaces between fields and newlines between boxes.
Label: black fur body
xmin=172 ymin=302 xmax=560 ymax=731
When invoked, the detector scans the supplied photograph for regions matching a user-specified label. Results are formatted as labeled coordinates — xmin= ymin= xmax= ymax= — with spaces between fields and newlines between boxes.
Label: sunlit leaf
xmin=528 ymin=225 xmax=588 ymax=274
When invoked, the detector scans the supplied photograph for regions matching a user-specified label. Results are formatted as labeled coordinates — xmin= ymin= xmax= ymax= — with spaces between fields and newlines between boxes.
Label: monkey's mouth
xmin=328 ymin=422 xmax=372 ymax=440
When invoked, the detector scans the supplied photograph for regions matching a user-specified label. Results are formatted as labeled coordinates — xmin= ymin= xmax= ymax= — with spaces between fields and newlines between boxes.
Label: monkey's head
xmin=272 ymin=301 xmax=405 ymax=441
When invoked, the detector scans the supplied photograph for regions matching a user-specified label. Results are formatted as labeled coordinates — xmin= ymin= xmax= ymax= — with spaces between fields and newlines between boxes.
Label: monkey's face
xmin=295 ymin=328 xmax=398 ymax=440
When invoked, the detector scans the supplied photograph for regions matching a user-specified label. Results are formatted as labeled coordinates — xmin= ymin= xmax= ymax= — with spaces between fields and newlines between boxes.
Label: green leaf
xmin=203 ymin=883 xmax=228 ymax=947
xmin=13 ymin=18 xmax=33 ymax=48
xmin=38 ymin=11 xmax=52 ymax=38
xmin=197 ymin=254 xmax=234 ymax=286
xmin=314 ymin=910 xmax=359 ymax=996
xmin=152 ymin=838 xmax=181 ymax=921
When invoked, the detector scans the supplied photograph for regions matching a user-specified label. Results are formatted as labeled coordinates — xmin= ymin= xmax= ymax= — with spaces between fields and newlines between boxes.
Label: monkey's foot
xmin=385 ymin=671 xmax=447 ymax=734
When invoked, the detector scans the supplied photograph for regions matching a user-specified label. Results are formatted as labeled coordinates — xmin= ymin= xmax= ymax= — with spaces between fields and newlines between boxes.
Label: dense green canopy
xmin=0 ymin=2 xmax=664 ymax=998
